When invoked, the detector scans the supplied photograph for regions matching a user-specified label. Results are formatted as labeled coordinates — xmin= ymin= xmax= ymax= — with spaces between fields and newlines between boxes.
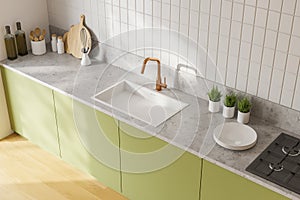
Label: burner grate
xmin=246 ymin=133 xmax=300 ymax=195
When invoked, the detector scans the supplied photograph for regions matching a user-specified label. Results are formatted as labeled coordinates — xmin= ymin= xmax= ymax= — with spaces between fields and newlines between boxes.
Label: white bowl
xmin=31 ymin=39 xmax=46 ymax=55
xmin=213 ymin=122 xmax=257 ymax=150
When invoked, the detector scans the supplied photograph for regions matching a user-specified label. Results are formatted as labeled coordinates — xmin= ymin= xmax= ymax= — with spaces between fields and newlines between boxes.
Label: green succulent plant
xmin=238 ymin=97 xmax=252 ymax=113
xmin=224 ymin=92 xmax=237 ymax=107
xmin=207 ymin=86 xmax=222 ymax=102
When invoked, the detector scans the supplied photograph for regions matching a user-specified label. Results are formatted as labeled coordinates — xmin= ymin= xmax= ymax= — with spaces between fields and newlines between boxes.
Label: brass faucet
xmin=141 ymin=57 xmax=167 ymax=91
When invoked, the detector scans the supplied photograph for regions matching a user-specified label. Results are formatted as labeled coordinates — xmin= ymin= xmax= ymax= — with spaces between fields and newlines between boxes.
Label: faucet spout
xmin=141 ymin=57 xmax=167 ymax=91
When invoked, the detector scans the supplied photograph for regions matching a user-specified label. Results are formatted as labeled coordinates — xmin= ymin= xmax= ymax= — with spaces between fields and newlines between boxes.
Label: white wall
xmin=0 ymin=0 xmax=49 ymax=60
xmin=47 ymin=0 xmax=300 ymax=111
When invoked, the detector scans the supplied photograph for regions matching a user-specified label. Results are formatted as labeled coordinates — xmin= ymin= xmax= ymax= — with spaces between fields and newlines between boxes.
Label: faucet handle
xmin=163 ymin=77 xmax=167 ymax=88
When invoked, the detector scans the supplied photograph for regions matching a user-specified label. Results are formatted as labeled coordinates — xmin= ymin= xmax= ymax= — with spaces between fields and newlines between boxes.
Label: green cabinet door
xmin=201 ymin=160 xmax=290 ymax=200
xmin=53 ymin=91 xmax=121 ymax=192
xmin=1 ymin=67 xmax=59 ymax=156
xmin=119 ymin=122 xmax=202 ymax=200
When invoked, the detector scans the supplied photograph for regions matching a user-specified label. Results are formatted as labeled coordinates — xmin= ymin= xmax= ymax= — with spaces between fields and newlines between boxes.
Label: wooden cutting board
xmin=63 ymin=32 xmax=69 ymax=53
xmin=67 ymin=15 xmax=92 ymax=59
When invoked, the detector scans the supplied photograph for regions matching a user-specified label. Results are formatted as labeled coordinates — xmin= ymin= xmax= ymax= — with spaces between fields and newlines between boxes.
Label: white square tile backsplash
xmin=267 ymin=11 xmax=280 ymax=31
xmin=47 ymin=0 xmax=300 ymax=112
xmin=279 ymin=14 xmax=293 ymax=34
xmin=269 ymin=0 xmax=282 ymax=12
xmin=282 ymin=0 xmax=296 ymax=14
xmin=297 ymin=1 xmax=300 ymax=16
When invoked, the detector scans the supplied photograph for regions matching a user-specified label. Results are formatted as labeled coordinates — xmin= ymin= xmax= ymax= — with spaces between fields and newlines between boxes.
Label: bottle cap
xmin=5 ymin=26 xmax=11 ymax=34
xmin=16 ymin=22 xmax=21 ymax=30
xmin=51 ymin=34 xmax=57 ymax=38
xmin=57 ymin=36 xmax=63 ymax=40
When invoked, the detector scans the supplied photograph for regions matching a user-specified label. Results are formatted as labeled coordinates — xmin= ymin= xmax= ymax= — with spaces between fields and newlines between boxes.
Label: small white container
xmin=51 ymin=34 xmax=57 ymax=52
xmin=57 ymin=36 xmax=64 ymax=54
xmin=223 ymin=105 xmax=235 ymax=118
xmin=237 ymin=111 xmax=250 ymax=124
xmin=31 ymin=39 xmax=46 ymax=55
xmin=209 ymin=100 xmax=220 ymax=113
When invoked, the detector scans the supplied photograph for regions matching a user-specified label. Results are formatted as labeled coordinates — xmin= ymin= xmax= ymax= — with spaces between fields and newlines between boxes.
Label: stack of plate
xmin=213 ymin=122 xmax=257 ymax=151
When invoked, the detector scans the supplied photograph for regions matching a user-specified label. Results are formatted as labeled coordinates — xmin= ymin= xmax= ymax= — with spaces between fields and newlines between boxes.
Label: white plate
xmin=213 ymin=122 xmax=257 ymax=151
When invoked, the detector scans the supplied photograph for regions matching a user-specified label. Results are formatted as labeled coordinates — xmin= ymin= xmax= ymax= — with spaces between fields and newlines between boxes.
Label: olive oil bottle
xmin=4 ymin=26 xmax=17 ymax=60
xmin=15 ymin=22 xmax=28 ymax=56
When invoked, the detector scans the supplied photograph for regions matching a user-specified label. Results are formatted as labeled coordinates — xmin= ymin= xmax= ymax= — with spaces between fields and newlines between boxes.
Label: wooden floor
xmin=0 ymin=134 xmax=127 ymax=200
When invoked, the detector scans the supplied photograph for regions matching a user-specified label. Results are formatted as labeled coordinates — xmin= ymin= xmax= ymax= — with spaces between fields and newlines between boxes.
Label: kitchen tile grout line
xmin=214 ymin=0 xmax=223 ymax=83
xmin=168 ymin=0 xmax=172 ymax=67
xmin=126 ymin=0 xmax=130 ymax=53
xmin=118 ymin=0 xmax=122 ymax=52
xmin=266 ymin=0 xmax=285 ymax=102
xmin=186 ymin=0 xmax=192 ymax=69
xmin=233 ymin=0 xmax=246 ymax=90
xmin=176 ymin=0 xmax=181 ymax=69
xmin=110 ymin=0 xmax=115 ymax=47
xmin=255 ymin=0 xmax=270 ymax=97
xmin=290 ymin=59 xmax=300 ymax=108
xmin=278 ymin=0 xmax=297 ymax=106
xmin=204 ymin=0 xmax=212 ymax=79
xmin=195 ymin=0 xmax=202 ymax=77
xmin=245 ymin=1 xmax=259 ymax=94
xmin=224 ymin=0 xmax=234 ymax=87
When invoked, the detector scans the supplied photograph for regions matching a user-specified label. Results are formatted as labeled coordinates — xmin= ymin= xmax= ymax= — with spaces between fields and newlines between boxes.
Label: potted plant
xmin=223 ymin=92 xmax=236 ymax=118
xmin=237 ymin=97 xmax=252 ymax=124
xmin=207 ymin=86 xmax=222 ymax=113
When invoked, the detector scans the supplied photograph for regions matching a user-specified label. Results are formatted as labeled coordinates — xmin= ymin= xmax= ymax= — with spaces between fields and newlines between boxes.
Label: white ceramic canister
xmin=31 ymin=39 xmax=46 ymax=55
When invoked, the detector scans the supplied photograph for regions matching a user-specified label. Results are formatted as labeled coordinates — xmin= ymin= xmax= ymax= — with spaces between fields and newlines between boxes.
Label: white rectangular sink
xmin=92 ymin=80 xmax=188 ymax=127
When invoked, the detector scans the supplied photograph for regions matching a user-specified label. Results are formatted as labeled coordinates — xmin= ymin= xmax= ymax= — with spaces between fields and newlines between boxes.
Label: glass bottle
xmin=15 ymin=22 xmax=28 ymax=56
xmin=4 ymin=26 xmax=17 ymax=60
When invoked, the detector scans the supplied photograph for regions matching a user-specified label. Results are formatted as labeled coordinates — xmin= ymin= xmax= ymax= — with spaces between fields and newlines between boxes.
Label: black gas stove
xmin=246 ymin=133 xmax=300 ymax=195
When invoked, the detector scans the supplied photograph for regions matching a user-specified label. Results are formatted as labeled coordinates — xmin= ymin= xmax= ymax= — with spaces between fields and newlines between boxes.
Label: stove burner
xmin=282 ymin=146 xmax=300 ymax=157
xmin=269 ymin=163 xmax=283 ymax=172
xmin=246 ymin=133 xmax=300 ymax=195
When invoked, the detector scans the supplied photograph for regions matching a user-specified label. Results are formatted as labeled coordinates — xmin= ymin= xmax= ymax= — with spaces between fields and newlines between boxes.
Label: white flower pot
xmin=237 ymin=111 xmax=250 ymax=124
xmin=209 ymin=100 xmax=220 ymax=113
xmin=223 ymin=105 xmax=235 ymax=118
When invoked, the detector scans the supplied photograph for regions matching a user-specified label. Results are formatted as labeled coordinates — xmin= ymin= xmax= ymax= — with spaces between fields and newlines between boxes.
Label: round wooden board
xmin=67 ymin=15 xmax=92 ymax=59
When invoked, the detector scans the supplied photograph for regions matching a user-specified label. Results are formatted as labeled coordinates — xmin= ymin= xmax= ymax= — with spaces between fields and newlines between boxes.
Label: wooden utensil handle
xmin=80 ymin=15 xmax=85 ymax=25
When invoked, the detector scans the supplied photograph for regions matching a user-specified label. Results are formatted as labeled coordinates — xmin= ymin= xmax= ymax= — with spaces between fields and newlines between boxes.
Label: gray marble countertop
xmin=1 ymin=52 xmax=300 ymax=199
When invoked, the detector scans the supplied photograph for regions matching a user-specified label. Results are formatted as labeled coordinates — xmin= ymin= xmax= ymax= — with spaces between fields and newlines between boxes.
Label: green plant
xmin=224 ymin=92 xmax=237 ymax=107
xmin=207 ymin=86 xmax=222 ymax=102
xmin=238 ymin=97 xmax=252 ymax=113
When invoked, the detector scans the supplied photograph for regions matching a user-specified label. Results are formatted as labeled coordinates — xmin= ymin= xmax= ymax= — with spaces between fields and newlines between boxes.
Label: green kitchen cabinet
xmin=1 ymin=67 xmax=60 ymax=156
xmin=200 ymin=160 xmax=290 ymax=200
xmin=119 ymin=122 xmax=202 ymax=200
xmin=53 ymin=91 xmax=121 ymax=192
